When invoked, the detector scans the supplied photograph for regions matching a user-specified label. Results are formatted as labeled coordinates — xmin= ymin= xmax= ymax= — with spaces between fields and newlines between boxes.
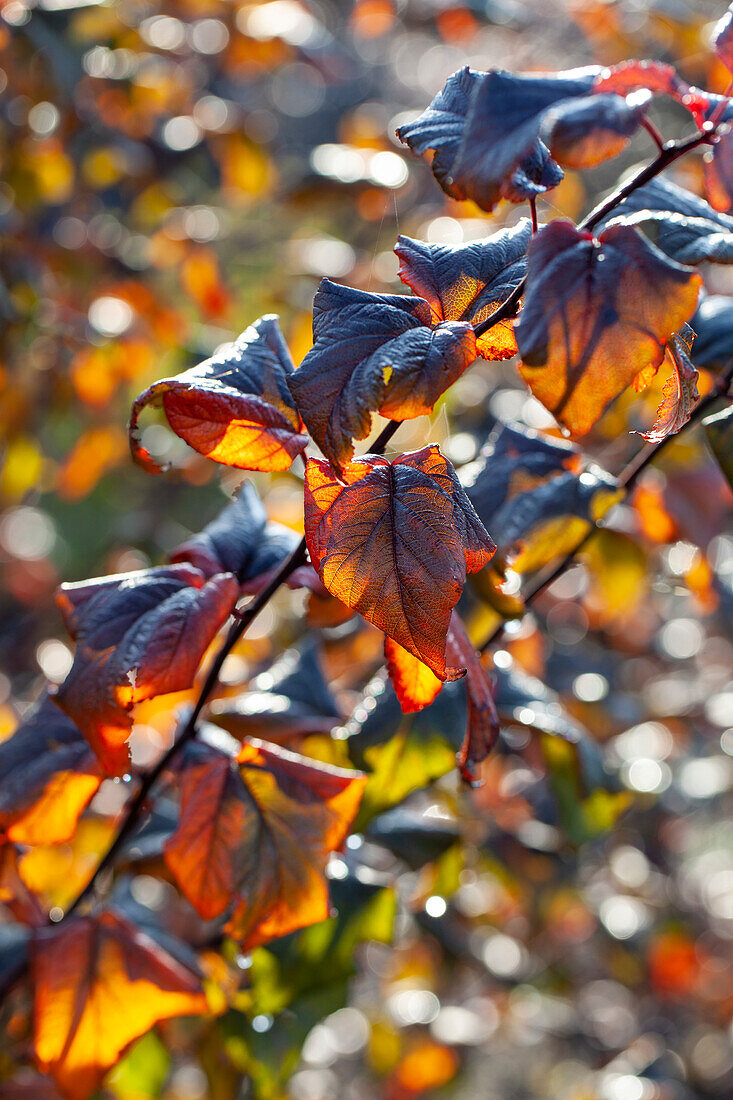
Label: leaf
xmin=445 ymin=615 xmax=500 ymax=782
xmin=163 ymin=739 xmax=366 ymax=947
xmin=0 ymin=695 xmax=102 ymax=846
xmin=385 ymin=614 xmax=498 ymax=781
xmin=304 ymin=446 xmax=495 ymax=678
xmin=704 ymin=130 xmax=733 ymax=214
xmin=55 ymin=566 xmax=239 ymax=776
xmin=442 ymin=67 xmax=599 ymax=210
xmin=515 ymin=221 xmax=701 ymax=435
xmin=540 ymin=91 xmax=650 ymax=170
xmin=170 ymin=482 xmax=308 ymax=594
xmin=347 ymin=673 xmax=467 ymax=825
xmin=395 ymin=220 xmax=530 ymax=360
xmin=397 ymin=66 xmax=586 ymax=210
xmin=703 ymin=403 xmax=733 ymax=489
xmin=32 ymin=910 xmax=205 ymax=1100
xmin=464 ymin=420 xmax=621 ymax=573
xmin=288 ymin=280 xmax=475 ymax=470
xmin=384 ymin=637 xmax=443 ymax=714
xmin=691 ymin=294 xmax=733 ymax=369
xmin=367 ymin=807 xmax=459 ymax=869
xmin=592 ymin=59 xmax=705 ymax=120
xmin=600 ymin=177 xmax=733 ymax=264
xmin=130 ymin=315 xmax=307 ymax=474
xmin=714 ymin=4 xmax=733 ymax=72
xmin=580 ymin=529 xmax=649 ymax=625
xmin=0 ymin=837 xmax=46 ymax=926
xmin=210 ymin=640 xmax=341 ymax=742
xmin=638 ymin=324 xmax=700 ymax=443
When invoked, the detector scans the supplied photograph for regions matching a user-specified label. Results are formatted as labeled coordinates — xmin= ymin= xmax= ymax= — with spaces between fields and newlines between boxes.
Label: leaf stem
xmin=473 ymin=127 xmax=711 ymax=342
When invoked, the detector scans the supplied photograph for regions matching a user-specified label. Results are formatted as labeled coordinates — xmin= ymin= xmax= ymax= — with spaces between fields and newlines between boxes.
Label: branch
xmin=473 ymin=127 xmax=711 ymax=342
xmin=480 ymin=362 xmax=733 ymax=653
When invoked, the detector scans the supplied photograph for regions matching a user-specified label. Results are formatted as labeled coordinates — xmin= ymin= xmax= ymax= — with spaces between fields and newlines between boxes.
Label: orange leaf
xmin=638 ymin=324 xmax=700 ymax=443
xmin=395 ymin=221 xmax=530 ymax=360
xmin=384 ymin=637 xmax=442 ymax=713
xmin=384 ymin=613 xmax=499 ymax=780
xmin=130 ymin=316 xmax=307 ymax=474
xmin=32 ymin=911 xmax=205 ymax=1100
xmin=55 ymin=566 xmax=238 ymax=776
xmin=516 ymin=221 xmax=701 ymax=435
xmin=0 ymin=695 xmax=102 ymax=846
xmin=164 ymin=739 xmax=366 ymax=947
xmin=289 ymin=281 xmax=475 ymax=470
xmin=304 ymin=446 xmax=495 ymax=678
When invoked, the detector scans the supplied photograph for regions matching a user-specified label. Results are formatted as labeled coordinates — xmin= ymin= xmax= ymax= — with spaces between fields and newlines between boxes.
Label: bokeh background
xmin=1 ymin=2 xmax=733 ymax=1099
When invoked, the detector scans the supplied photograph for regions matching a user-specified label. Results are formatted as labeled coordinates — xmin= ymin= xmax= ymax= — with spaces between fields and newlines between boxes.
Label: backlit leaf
xmin=289 ymin=280 xmax=475 ymax=470
xmin=592 ymin=59 xmax=704 ymax=119
xmin=464 ymin=421 xmax=620 ymax=572
xmin=130 ymin=315 xmax=307 ymax=474
xmin=32 ymin=910 xmax=205 ymax=1100
xmin=704 ymin=131 xmax=733 ymax=214
xmin=638 ymin=324 xmax=700 ymax=443
xmin=395 ymin=220 xmax=530 ymax=360
xmin=515 ymin=221 xmax=701 ymax=435
xmin=541 ymin=91 xmax=650 ymax=170
xmin=304 ymin=446 xmax=495 ymax=678
xmin=397 ymin=66 xmax=590 ymax=210
xmin=170 ymin=482 xmax=309 ymax=594
xmin=55 ymin=566 xmax=239 ymax=776
xmin=601 ymin=177 xmax=733 ymax=264
xmin=384 ymin=615 xmax=499 ymax=782
xmin=0 ymin=695 xmax=102 ymax=846
xmin=691 ymin=294 xmax=733 ymax=369
xmin=210 ymin=641 xmax=341 ymax=742
xmin=163 ymin=739 xmax=366 ymax=947
xmin=384 ymin=637 xmax=443 ymax=715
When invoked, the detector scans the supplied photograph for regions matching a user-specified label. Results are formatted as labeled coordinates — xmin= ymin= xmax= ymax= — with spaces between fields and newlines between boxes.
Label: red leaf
xmin=164 ymin=739 xmax=366 ymax=947
xmin=130 ymin=315 xmax=307 ymax=474
xmin=0 ymin=695 xmax=102 ymax=846
xmin=304 ymin=446 xmax=495 ymax=678
xmin=288 ymin=281 xmax=475 ymax=470
xmin=395 ymin=221 xmax=530 ymax=360
xmin=541 ymin=91 xmax=651 ymax=170
xmin=515 ymin=221 xmax=701 ymax=435
xmin=638 ymin=324 xmax=700 ymax=443
xmin=32 ymin=911 xmax=205 ymax=1100
xmin=54 ymin=566 xmax=239 ymax=776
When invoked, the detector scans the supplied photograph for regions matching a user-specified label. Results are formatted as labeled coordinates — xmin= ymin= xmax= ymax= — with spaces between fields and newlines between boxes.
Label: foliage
xmin=1 ymin=4 xmax=732 ymax=1100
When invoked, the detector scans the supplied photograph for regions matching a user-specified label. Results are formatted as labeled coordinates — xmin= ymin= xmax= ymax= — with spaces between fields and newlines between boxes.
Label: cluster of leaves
xmin=2 ymin=3 xmax=733 ymax=1100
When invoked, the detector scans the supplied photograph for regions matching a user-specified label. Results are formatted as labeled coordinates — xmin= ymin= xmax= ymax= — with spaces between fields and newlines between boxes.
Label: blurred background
xmin=1 ymin=2 xmax=733 ymax=1099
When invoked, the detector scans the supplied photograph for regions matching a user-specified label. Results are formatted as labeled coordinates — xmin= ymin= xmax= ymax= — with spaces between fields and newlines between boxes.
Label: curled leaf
xmin=55 ymin=566 xmax=239 ymax=776
xmin=304 ymin=446 xmax=495 ymax=678
xmin=289 ymin=280 xmax=475 ymax=470
xmin=639 ymin=324 xmax=700 ymax=443
xmin=515 ymin=221 xmax=701 ymax=435
xmin=395 ymin=220 xmax=530 ymax=360
xmin=541 ymin=91 xmax=650 ymax=170
xmin=0 ymin=696 xmax=102 ymax=846
xmin=170 ymin=481 xmax=309 ymax=594
xmin=32 ymin=911 xmax=205 ymax=1100
xmin=163 ymin=739 xmax=366 ymax=947
xmin=397 ymin=67 xmax=593 ymax=211
xmin=130 ymin=315 xmax=307 ymax=474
